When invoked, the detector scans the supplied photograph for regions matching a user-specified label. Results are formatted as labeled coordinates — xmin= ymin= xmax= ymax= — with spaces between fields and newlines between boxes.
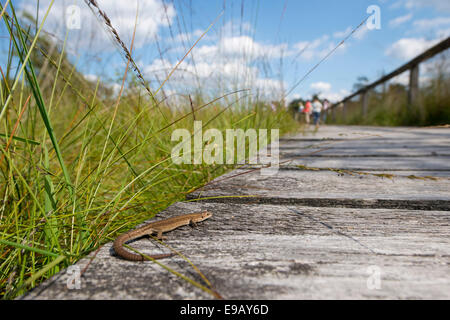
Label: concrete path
xmin=21 ymin=126 xmax=450 ymax=299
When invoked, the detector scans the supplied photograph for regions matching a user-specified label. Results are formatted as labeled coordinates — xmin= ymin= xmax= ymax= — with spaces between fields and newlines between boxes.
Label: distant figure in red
xmin=304 ymin=100 xmax=312 ymax=126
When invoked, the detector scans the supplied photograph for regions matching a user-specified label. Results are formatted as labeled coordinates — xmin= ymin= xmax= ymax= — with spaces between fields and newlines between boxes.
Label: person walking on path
xmin=296 ymin=101 xmax=304 ymax=121
xmin=304 ymin=100 xmax=312 ymax=126
xmin=322 ymin=99 xmax=329 ymax=123
xmin=312 ymin=97 xmax=323 ymax=130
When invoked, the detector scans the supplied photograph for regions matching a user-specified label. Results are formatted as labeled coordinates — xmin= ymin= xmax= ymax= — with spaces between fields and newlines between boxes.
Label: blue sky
xmin=6 ymin=0 xmax=450 ymax=102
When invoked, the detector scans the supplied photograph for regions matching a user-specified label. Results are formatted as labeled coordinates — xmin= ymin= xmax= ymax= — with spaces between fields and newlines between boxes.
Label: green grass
xmin=0 ymin=2 xmax=300 ymax=299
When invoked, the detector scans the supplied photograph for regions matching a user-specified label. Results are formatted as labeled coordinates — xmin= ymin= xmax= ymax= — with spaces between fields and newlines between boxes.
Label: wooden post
xmin=408 ymin=64 xmax=419 ymax=108
xmin=361 ymin=90 xmax=369 ymax=117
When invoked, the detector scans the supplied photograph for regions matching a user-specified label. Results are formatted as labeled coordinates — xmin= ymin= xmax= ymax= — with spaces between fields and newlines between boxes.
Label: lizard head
xmin=194 ymin=211 xmax=213 ymax=222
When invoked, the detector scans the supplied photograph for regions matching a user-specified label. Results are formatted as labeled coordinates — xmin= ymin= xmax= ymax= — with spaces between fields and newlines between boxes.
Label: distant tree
xmin=353 ymin=76 xmax=369 ymax=92
xmin=311 ymin=93 xmax=321 ymax=101
xmin=288 ymin=98 xmax=304 ymax=116
xmin=387 ymin=83 xmax=407 ymax=95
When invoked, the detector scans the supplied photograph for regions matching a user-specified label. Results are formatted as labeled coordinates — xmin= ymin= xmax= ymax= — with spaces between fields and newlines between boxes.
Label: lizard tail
xmin=113 ymin=233 xmax=174 ymax=261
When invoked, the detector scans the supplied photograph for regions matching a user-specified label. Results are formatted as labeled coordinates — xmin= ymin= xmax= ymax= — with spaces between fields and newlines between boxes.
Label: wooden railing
xmin=329 ymin=36 xmax=450 ymax=119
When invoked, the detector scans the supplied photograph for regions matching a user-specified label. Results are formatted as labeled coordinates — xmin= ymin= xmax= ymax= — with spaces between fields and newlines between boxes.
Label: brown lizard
xmin=113 ymin=211 xmax=213 ymax=261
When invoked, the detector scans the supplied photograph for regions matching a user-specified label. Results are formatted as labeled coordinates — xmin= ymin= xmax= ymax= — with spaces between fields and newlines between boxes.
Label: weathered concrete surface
xmin=21 ymin=126 xmax=450 ymax=300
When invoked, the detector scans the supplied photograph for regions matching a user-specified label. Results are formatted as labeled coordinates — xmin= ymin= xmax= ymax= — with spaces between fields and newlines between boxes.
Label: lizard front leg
xmin=145 ymin=228 xmax=167 ymax=241
xmin=189 ymin=219 xmax=198 ymax=228
xmin=155 ymin=229 xmax=167 ymax=240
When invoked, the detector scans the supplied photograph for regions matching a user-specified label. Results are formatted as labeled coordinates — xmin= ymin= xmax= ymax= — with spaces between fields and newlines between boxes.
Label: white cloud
xmin=332 ymin=24 xmax=371 ymax=41
xmin=84 ymin=74 xmax=99 ymax=82
xmin=291 ymin=24 xmax=370 ymax=69
xmin=293 ymin=35 xmax=346 ymax=61
xmin=219 ymin=36 xmax=288 ymax=60
xmin=385 ymin=37 xmax=441 ymax=60
xmin=290 ymin=93 xmax=301 ymax=100
xmin=253 ymin=78 xmax=285 ymax=96
xmin=413 ymin=17 xmax=450 ymax=30
xmin=310 ymin=82 xmax=331 ymax=92
xmin=437 ymin=28 xmax=450 ymax=38
xmin=323 ymin=89 xmax=350 ymax=103
xmin=169 ymin=29 xmax=205 ymax=44
xmin=389 ymin=1 xmax=404 ymax=10
xmin=394 ymin=17 xmax=450 ymax=56
xmin=390 ymin=71 xmax=409 ymax=86
xmin=404 ymin=0 xmax=450 ymax=12
xmin=144 ymin=24 xmax=291 ymax=99
xmin=353 ymin=24 xmax=371 ymax=40
xmin=307 ymin=82 xmax=349 ymax=103
xmin=144 ymin=34 xmax=288 ymax=100
xmin=149 ymin=56 xmax=283 ymax=97
xmin=20 ymin=0 xmax=175 ymax=50
xmin=333 ymin=27 xmax=352 ymax=39
xmin=219 ymin=20 xmax=254 ymax=38
xmin=389 ymin=13 xmax=413 ymax=27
